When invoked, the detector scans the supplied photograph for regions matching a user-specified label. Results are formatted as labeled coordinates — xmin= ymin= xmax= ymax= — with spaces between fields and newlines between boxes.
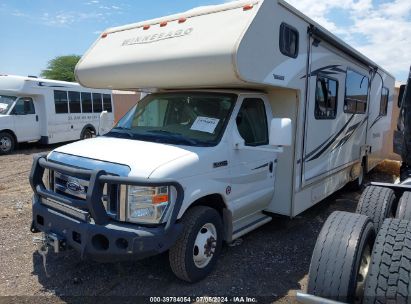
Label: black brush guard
xmin=29 ymin=154 xmax=185 ymax=262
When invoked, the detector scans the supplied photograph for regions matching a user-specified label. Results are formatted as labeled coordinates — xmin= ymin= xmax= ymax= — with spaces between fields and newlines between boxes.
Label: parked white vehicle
xmin=30 ymin=0 xmax=395 ymax=282
xmin=0 ymin=75 xmax=114 ymax=154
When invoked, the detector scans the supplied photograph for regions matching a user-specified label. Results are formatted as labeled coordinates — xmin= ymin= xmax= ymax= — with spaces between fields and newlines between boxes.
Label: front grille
xmin=47 ymin=170 xmax=119 ymax=218
xmin=54 ymin=172 xmax=88 ymax=200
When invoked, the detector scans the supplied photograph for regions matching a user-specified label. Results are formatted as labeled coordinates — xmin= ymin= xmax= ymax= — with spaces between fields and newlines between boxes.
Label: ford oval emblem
xmin=66 ymin=179 xmax=85 ymax=194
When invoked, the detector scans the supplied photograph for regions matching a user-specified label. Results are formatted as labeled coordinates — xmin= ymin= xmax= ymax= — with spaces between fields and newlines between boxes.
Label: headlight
xmin=126 ymin=186 xmax=170 ymax=224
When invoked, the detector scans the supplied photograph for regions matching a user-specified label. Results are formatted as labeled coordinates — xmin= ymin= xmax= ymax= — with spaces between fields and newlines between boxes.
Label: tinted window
xmin=54 ymin=90 xmax=68 ymax=114
xmin=279 ymin=23 xmax=299 ymax=58
xmin=68 ymin=91 xmax=81 ymax=113
xmin=236 ymin=98 xmax=268 ymax=146
xmin=103 ymin=94 xmax=112 ymax=112
xmin=315 ymin=76 xmax=338 ymax=119
xmin=344 ymin=69 xmax=369 ymax=114
xmin=81 ymin=92 xmax=92 ymax=113
xmin=92 ymin=93 xmax=102 ymax=113
xmin=380 ymin=87 xmax=389 ymax=116
xmin=13 ymin=97 xmax=35 ymax=115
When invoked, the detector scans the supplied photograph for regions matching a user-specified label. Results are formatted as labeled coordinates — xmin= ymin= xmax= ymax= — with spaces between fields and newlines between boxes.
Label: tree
xmin=40 ymin=55 xmax=81 ymax=82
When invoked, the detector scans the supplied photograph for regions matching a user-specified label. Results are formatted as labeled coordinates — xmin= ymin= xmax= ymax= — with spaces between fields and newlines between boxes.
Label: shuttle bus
xmin=0 ymin=75 xmax=114 ymax=154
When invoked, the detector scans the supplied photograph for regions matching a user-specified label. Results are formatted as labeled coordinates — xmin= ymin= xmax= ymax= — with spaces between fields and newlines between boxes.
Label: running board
xmin=232 ymin=213 xmax=272 ymax=240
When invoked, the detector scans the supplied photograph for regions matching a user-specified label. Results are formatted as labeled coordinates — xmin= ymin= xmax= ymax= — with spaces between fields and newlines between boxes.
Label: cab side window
xmin=13 ymin=98 xmax=35 ymax=115
xmin=236 ymin=98 xmax=268 ymax=146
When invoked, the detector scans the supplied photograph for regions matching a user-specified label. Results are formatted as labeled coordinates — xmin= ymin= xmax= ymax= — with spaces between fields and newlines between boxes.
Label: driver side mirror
xmin=269 ymin=118 xmax=292 ymax=147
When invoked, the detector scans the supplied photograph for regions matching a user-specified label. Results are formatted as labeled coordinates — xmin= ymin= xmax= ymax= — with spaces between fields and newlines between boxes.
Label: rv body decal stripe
xmin=330 ymin=117 xmax=367 ymax=152
xmin=306 ymin=115 xmax=368 ymax=162
xmin=369 ymin=115 xmax=383 ymax=129
xmin=305 ymin=115 xmax=354 ymax=162
xmin=252 ymin=163 xmax=269 ymax=170
xmin=301 ymin=64 xmax=345 ymax=79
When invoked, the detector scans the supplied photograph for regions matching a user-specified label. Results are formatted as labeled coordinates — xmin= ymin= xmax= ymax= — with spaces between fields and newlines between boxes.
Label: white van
xmin=0 ymin=75 xmax=114 ymax=154
xmin=30 ymin=0 xmax=395 ymax=282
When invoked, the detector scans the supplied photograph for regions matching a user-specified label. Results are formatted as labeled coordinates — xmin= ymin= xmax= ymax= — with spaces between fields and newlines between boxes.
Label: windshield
xmin=107 ymin=92 xmax=237 ymax=146
xmin=0 ymin=95 xmax=17 ymax=114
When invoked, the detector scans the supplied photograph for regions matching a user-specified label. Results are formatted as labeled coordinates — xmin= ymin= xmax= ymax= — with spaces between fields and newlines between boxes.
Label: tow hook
xmin=33 ymin=233 xmax=67 ymax=277
xmin=30 ymin=220 xmax=40 ymax=233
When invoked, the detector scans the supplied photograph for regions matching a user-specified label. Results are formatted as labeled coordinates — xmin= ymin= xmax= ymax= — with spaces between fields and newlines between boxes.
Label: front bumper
xmin=30 ymin=154 xmax=184 ymax=262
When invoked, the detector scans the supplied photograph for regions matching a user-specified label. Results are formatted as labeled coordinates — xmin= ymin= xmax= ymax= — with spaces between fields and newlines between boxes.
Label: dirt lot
xmin=0 ymin=143 xmax=399 ymax=303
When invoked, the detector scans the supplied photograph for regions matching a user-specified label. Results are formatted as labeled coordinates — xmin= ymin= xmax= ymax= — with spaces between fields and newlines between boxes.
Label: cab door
xmin=229 ymin=95 xmax=277 ymax=219
xmin=11 ymin=97 xmax=41 ymax=142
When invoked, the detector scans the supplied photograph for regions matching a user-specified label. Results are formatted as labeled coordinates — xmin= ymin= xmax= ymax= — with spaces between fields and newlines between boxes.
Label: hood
xmin=52 ymin=136 xmax=195 ymax=178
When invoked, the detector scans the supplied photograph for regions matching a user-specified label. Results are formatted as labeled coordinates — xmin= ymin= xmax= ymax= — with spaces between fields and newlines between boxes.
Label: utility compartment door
xmin=303 ymin=41 xmax=369 ymax=184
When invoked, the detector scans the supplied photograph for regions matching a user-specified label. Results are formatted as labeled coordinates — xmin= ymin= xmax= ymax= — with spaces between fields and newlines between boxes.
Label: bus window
xmin=81 ymin=92 xmax=92 ymax=113
xmin=54 ymin=90 xmax=68 ymax=114
xmin=93 ymin=93 xmax=103 ymax=112
xmin=103 ymin=94 xmax=112 ymax=112
xmin=68 ymin=91 xmax=81 ymax=113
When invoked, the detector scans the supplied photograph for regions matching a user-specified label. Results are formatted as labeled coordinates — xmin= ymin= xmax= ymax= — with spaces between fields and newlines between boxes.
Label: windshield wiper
xmin=146 ymin=130 xmax=198 ymax=145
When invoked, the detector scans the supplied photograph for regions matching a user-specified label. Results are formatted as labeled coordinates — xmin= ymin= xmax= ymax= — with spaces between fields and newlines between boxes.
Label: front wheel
xmin=169 ymin=206 xmax=223 ymax=282
xmin=0 ymin=132 xmax=15 ymax=155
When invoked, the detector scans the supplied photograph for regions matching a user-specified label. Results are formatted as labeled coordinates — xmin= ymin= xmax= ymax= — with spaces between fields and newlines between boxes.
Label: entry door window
xmin=236 ymin=98 xmax=268 ymax=146
xmin=12 ymin=98 xmax=35 ymax=115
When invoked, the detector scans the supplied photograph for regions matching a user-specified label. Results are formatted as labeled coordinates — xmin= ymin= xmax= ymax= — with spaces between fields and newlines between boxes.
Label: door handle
xmin=269 ymin=162 xmax=273 ymax=173
xmin=36 ymin=115 xmax=38 ymax=122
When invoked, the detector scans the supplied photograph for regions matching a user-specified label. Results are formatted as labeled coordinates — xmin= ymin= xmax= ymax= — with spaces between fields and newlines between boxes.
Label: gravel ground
xmin=0 ymin=143 xmax=399 ymax=303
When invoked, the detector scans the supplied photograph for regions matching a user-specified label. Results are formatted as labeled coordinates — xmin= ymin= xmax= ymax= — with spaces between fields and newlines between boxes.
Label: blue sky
xmin=1 ymin=0 xmax=410 ymax=82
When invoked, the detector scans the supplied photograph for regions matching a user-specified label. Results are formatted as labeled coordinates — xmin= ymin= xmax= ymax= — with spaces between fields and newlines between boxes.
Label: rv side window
xmin=103 ymin=94 xmax=112 ymax=112
xmin=379 ymin=87 xmax=389 ymax=116
xmin=344 ymin=69 xmax=369 ymax=114
xmin=54 ymin=90 xmax=68 ymax=114
xmin=236 ymin=98 xmax=268 ymax=146
xmin=12 ymin=97 xmax=35 ymax=115
xmin=68 ymin=91 xmax=81 ymax=113
xmin=81 ymin=92 xmax=92 ymax=113
xmin=93 ymin=93 xmax=103 ymax=113
xmin=315 ymin=76 xmax=338 ymax=120
xmin=279 ymin=23 xmax=299 ymax=58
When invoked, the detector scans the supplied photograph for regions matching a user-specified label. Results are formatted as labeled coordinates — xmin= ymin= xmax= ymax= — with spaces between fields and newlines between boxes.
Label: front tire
xmin=169 ymin=206 xmax=223 ymax=282
xmin=0 ymin=132 xmax=15 ymax=155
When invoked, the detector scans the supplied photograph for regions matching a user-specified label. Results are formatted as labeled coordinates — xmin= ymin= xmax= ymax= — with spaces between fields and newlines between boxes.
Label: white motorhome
xmin=30 ymin=0 xmax=395 ymax=282
xmin=0 ymin=75 xmax=114 ymax=154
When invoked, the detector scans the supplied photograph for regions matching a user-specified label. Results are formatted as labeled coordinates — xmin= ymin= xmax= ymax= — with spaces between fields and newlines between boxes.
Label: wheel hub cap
xmin=193 ymin=223 xmax=217 ymax=268
xmin=355 ymin=244 xmax=371 ymax=301
xmin=0 ymin=136 xmax=11 ymax=152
